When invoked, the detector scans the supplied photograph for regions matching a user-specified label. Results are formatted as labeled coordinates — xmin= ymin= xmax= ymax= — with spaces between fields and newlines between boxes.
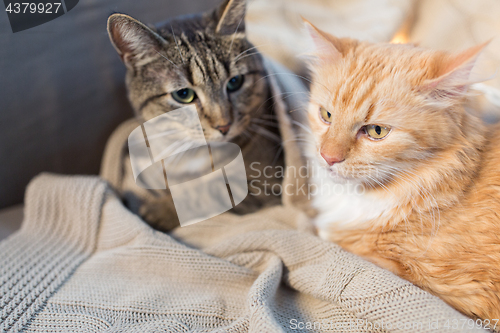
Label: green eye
xmin=319 ymin=106 xmax=332 ymax=124
xmin=172 ymin=88 xmax=196 ymax=104
xmin=227 ymin=75 xmax=244 ymax=92
xmin=365 ymin=124 xmax=391 ymax=140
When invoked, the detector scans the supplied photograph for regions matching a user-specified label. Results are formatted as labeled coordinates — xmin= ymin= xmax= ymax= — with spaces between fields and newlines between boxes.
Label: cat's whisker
xmin=233 ymin=46 xmax=258 ymax=61
xmin=374 ymin=164 xmax=441 ymax=242
xmin=254 ymin=73 xmax=332 ymax=96
xmin=281 ymin=138 xmax=316 ymax=146
xmin=365 ymin=176 xmax=397 ymax=210
xmin=248 ymin=124 xmax=281 ymax=143
xmin=233 ymin=43 xmax=276 ymax=62
xmin=229 ymin=16 xmax=245 ymax=55
xmin=234 ymin=51 xmax=262 ymax=63
xmin=372 ymin=167 xmax=424 ymax=237
xmin=254 ymin=91 xmax=302 ymax=116
xmin=170 ymin=24 xmax=185 ymax=65
xmin=155 ymin=50 xmax=179 ymax=68
xmin=253 ymin=91 xmax=311 ymax=119
xmin=290 ymin=120 xmax=313 ymax=134
xmin=272 ymin=145 xmax=284 ymax=165
xmin=251 ymin=118 xmax=279 ymax=127
xmin=289 ymin=133 xmax=314 ymax=140
xmin=251 ymin=117 xmax=313 ymax=142
xmin=259 ymin=90 xmax=312 ymax=110
xmin=288 ymin=107 xmax=309 ymax=115
xmin=402 ymin=176 xmax=440 ymax=250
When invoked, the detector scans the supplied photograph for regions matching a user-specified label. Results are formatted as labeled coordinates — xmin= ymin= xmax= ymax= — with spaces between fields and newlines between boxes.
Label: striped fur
xmin=108 ymin=0 xmax=269 ymax=142
xmin=107 ymin=0 xmax=283 ymax=231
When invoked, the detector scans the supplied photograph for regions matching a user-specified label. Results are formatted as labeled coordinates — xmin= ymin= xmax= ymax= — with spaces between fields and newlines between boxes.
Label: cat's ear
xmin=216 ymin=0 xmax=246 ymax=35
xmin=303 ymin=19 xmax=342 ymax=62
xmin=420 ymin=42 xmax=490 ymax=102
xmin=107 ymin=14 xmax=166 ymax=69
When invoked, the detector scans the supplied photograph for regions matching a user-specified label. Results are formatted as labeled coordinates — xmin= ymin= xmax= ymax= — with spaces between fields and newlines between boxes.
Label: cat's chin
xmin=205 ymin=132 xmax=235 ymax=142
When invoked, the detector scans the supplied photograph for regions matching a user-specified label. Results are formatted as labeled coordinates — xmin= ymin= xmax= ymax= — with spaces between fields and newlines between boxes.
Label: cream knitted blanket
xmin=0 ymin=60 xmax=485 ymax=332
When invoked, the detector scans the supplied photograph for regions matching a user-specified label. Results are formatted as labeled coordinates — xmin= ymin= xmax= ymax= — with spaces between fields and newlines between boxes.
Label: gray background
xmin=0 ymin=0 xmax=219 ymax=209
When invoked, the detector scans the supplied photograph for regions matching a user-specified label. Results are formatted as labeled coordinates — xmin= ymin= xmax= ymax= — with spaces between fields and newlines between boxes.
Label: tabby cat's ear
xmin=303 ymin=19 xmax=342 ymax=62
xmin=420 ymin=42 xmax=490 ymax=102
xmin=107 ymin=14 xmax=166 ymax=69
xmin=215 ymin=0 xmax=246 ymax=35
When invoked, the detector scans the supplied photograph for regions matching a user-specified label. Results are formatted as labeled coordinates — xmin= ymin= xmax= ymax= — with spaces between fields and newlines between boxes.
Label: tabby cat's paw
xmin=139 ymin=197 xmax=180 ymax=232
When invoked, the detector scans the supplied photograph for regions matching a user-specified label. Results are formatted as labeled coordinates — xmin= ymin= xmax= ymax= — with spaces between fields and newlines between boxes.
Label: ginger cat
xmin=304 ymin=20 xmax=500 ymax=320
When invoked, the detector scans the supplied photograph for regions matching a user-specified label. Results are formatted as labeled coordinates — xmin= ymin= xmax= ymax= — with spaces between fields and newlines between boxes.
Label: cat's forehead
xmin=313 ymin=43 xmax=444 ymax=113
xmin=142 ymin=31 xmax=256 ymax=89
xmin=157 ymin=31 xmax=249 ymax=71
xmin=347 ymin=43 xmax=443 ymax=83
xmin=156 ymin=15 xmax=249 ymax=54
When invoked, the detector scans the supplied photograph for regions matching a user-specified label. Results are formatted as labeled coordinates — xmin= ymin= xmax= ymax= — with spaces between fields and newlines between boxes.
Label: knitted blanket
xmin=0 ymin=60 xmax=484 ymax=332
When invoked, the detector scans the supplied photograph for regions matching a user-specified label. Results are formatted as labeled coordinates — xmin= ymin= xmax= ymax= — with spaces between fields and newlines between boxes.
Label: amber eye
xmin=319 ymin=106 xmax=332 ymax=124
xmin=365 ymin=124 xmax=391 ymax=140
xmin=172 ymin=88 xmax=196 ymax=104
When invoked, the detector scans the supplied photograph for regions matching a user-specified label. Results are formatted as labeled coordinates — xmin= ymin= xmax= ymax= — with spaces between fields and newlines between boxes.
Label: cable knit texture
xmin=0 ymin=174 xmax=484 ymax=332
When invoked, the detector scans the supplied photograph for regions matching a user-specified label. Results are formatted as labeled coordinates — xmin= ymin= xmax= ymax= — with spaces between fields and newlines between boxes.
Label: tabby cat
xmin=107 ymin=0 xmax=283 ymax=231
xmin=304 ymin=20 xmax=500 ymax=320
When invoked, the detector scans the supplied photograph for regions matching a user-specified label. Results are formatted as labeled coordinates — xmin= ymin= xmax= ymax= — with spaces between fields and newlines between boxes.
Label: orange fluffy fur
xmin=305 ymin=20 xmax=500 ymax=320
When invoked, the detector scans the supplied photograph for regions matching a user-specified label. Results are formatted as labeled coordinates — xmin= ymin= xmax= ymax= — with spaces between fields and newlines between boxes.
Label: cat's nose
xmin=216 ymin=123 xmax=232 ymax=135
xmin=321 ymin=152 xmax=345 ymax=166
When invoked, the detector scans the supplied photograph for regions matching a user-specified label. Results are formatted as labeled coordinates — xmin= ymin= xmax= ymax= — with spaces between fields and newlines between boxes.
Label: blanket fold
xmin=0 ymin=175 xmax=107 ymax=332
xmin=0 ymin=174 xmax=483 ymax=332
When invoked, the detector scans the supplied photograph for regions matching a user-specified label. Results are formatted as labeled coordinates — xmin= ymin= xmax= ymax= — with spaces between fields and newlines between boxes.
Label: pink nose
xmin=216 ymin=123 xmax=232 ymax=135
xmin=321 ymin=152 xmax=345 ymax=166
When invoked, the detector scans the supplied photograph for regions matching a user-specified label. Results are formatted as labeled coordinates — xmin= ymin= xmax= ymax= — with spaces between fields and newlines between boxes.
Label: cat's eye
xmin=319 ymin=106 xmax=332 ymax=124
xmin=365 ymin=124 xmax=391 ymax=140
xmin=172 ymin=88 xmax=196 ymax=104
xmin=227 ymin=75 xmax=244 ymax=92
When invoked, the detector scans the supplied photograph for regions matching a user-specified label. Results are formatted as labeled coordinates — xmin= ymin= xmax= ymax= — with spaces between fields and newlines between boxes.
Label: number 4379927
xmin=6 ymin=3 xmax=62 ymax=14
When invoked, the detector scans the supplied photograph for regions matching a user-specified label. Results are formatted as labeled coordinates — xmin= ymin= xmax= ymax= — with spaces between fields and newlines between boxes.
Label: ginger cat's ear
xmin=303 ymin=18 xmax=342 ymax=62
xmin=421 ymin=41 xmax=490 ymax=102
